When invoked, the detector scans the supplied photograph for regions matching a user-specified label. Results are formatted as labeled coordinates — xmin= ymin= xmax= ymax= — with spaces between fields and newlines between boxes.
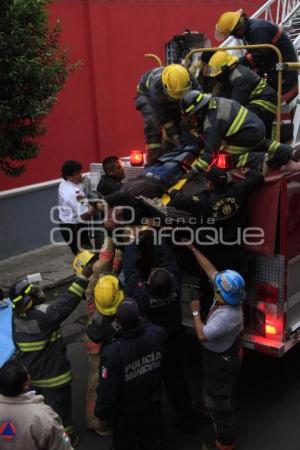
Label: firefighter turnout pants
xmin=35 ymin=384 xmax=73 ymax=435
xmin=222 ymin=116 xmax=293 ymax=170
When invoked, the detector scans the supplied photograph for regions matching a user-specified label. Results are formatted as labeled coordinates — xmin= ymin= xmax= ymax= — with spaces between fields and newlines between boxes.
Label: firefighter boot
xmin=291 ymin=144 xmax=300 ymax=162
xmin=215 ymin=440 xmax=236 ymax=450
xmin=267 ymin=143 xmax=293 ymax=169
xmin=87 ymin=417 xmax=111 ymax=437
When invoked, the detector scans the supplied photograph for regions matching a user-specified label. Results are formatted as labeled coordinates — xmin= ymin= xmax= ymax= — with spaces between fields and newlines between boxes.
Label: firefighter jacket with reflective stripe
xmin=193 ymin=97 xmax=266 ymax=171
xmin=94 ymin=320 xmax=165 ymax=420
xmin=123 ymin=240 xmax=182 ymax=338
xmin=220 ymin=63 xmax=277 ymax=115
xmin=240 ymin=18 xmax=298 ymax=96
xmin=0 ymin=391 xmax=73 ymax=450
xmin=13 ymin=276 xmax=89 ymax=389
xmin=170 ymin=169 xmax=264 ymax=242
xmin=136 ymin=67 xmax=200 ymax=147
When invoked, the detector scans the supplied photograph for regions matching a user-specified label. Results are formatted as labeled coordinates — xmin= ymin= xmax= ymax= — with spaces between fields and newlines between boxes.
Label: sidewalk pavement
xmin=0 ymin=244 xmax=74 ymax=291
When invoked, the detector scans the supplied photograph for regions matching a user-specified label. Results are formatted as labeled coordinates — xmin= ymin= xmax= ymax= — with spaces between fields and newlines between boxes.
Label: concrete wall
xmin=0 ymin=181 xmax=62 ymax=259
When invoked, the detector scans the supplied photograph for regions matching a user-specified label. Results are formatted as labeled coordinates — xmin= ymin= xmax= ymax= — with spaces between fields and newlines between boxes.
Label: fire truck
xmin=89 ymin=6 xmax=300 ymax=357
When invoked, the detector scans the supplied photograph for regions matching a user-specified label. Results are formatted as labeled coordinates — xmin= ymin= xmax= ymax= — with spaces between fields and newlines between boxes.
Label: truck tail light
xmin=130 ymin=150 xmax=144 ymax=166
xmin=257 ymin=283 xmax=279 ymax=304
xmin=265 ymin=324 xmax=277 ymax=335
xmin=256 ymin=300 xmax=282 ymax=339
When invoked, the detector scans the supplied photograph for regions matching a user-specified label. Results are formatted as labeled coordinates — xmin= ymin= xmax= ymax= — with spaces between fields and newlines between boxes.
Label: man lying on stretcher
xmin=98 ymin=144 xmax=264 ymax=225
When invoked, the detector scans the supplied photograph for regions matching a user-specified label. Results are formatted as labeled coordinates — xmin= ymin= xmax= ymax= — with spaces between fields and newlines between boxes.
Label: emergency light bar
xmin=130 ymin=150 xmax=144 ymax=166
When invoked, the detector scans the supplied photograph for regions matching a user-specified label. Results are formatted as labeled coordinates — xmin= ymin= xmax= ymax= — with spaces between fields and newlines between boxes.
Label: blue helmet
xmin=214 ymin=270 xmax=246 ymax=305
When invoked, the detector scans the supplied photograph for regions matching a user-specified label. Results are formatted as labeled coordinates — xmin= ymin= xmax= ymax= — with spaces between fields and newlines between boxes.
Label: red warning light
xmin=130 ymin=150 xmax=144 ymax=166
xmin=213 ymin=151 xmax=232 ymax=169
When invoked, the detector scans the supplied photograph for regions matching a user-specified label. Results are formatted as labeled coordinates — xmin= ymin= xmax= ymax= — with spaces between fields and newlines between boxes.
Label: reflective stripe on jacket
xmin=223 ymin=64 xmax=277 ymax=115
xmin=193 ymin=97 xmax=266 ymax=171
xmin=13 ymin=276 xmax=89 ymax=388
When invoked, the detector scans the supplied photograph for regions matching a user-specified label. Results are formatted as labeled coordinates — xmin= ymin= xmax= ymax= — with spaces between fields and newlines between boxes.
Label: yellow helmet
xmin=72 ymin=250 xmax=96 ymax=275
xmin=94 ymin=274 xmax=124 ymax=316
xmin=215 ymin=10 xmax=242 ymax=41
xmin=161 ymin=64 xmax=191 ymax=99
xmin=208 ymin=51 xmax=238 ymax=77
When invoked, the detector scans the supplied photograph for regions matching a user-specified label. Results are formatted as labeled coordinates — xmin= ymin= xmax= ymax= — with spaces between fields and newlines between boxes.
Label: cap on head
xmin=208 ymin=50 xmax=238 ymax=77
xmin=204 ymin=167 xmax=230 ymax=187
xmin=181 ymin=90 xmax=211 ymax=118
xmin=94 ymin=274 xmax=124 ymax=315
xmin=215 ymin=10 xmax=243 ymax=41
xmin=148 ymin=268 xmax=173 ymax=298
xmin=214 ymin=270 xmax=246 ymax=305
xmin=72 ymin=250 xmax=96 ymax=276
xmin=116 ymin=297 xmax=139 ymax=329
xmin=161 ymin=64 xmax=191 ymax=99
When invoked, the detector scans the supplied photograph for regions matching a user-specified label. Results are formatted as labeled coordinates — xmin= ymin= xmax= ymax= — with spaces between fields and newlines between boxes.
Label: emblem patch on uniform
xmin=0 ymin=419 xmax=19 ymax=441
xmin=222 ymin=205 xmax=232 ymax=215
xmin=75 ymin=192 xmax=85 ymax=204
xmin=101 ymin=366 xmax=108 ymax=379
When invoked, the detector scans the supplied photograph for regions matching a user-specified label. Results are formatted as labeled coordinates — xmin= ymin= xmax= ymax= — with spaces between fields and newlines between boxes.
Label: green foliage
xmin=0 ymin=0 xmax=75 ymax=176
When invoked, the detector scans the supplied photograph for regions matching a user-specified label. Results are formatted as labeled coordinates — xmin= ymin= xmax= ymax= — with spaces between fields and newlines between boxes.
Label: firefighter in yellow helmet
xmin=73 ymin=241 xmax=122 ymax=437
xmin=72 ymin=250 xmax=96 ymax=276
xmin=207 ymin=50 xmax=277 ymax=139
xmin=93 ymin=274 xmax=124 ymax=316
xmin=136 ymin=63 xmax=201 ymax=166
xmin=180 ymin=90 xmax=299 ymax=172
xmin=214 ymin=10 xmax=298 ymax=102
xmin=85 ymin=272 xmax=125 ymax=434
xmin=9 ymin=262 xmax=94 ymax=447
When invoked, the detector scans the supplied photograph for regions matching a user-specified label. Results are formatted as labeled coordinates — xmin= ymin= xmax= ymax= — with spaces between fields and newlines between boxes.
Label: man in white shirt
xmin=58 ymin=160 xmax=95 ymax=255
xmin=185 ymin=242 xmax=244 ymax=450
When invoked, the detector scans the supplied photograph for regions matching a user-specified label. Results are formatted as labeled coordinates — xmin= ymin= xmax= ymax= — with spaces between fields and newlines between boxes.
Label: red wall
xmin=1 ymin=0 xmax=264 ymax=190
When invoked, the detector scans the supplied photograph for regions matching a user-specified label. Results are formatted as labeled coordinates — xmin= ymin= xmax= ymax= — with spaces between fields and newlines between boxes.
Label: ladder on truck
xmin=179 ymin=0 xmax=300 ymax=356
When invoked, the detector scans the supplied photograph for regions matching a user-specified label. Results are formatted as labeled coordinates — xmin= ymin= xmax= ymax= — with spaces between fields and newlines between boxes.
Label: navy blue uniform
xmin=170 ymin=170 xmax=264 ymax=316
xmin=192 ymin=97 xmax=292 ymax=172
xmin=170 ymin=169 xmax=264 ymax=243
xmin=95 ymin=321 xmax=165 ymax=450
xmin=240 ymin=18 xmax=298 ymax=101
xmin=124 ymin=241 xmax=194 ymax=425
xmin=136 ymin=67 xmax=200 ymax=165
xmin=217 ymin=63 xmax=277 ymax=138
